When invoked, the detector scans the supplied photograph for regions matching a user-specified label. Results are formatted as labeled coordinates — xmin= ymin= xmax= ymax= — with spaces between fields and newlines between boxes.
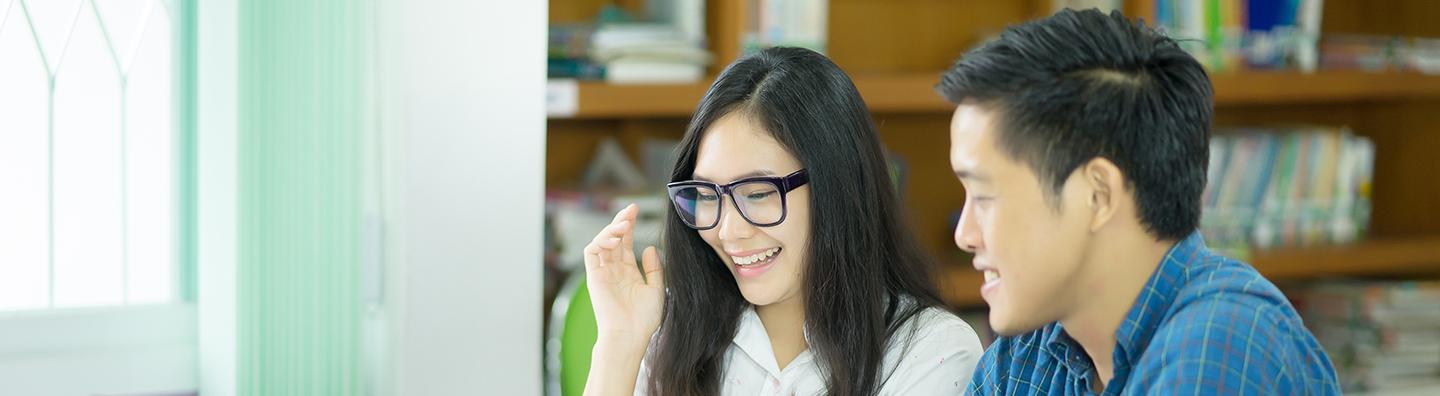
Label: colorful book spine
xmin=1201 ymin=127 xmax=1373 ymax=255
xmin=1143 ymin=0 xmax=1324 ymax=71
xmin=744 ymin=0 xmax=829 ymax=54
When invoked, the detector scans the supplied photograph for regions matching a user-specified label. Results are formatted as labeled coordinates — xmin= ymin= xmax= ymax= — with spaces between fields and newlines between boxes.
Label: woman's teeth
xmin=984 ymin=270 xmax=1000 ymax=282
xmin=731 ymin=247 xmax=781 ymax=266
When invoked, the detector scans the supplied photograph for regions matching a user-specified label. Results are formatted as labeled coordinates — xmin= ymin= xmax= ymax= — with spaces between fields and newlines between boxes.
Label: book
xmin=605 ymin=59 xmax=705 ymax=84
xmin=592 ymin=23 xmax=697 ymax=49
xmin=1142 ymin=0 xmax=1325 ymax=72
xmin=743 ymin=0 xmax=829 ymax=54
xmin=647 ymin=0 xmax=705 ymax=47
xmin=548 ymin=58 xmax=606 ymax=80
xmin=1051 ymin=0 xmax=1122 ymax=14
xmin=1201 ymin=127 xmax=1374 ymax=254
xmin=1296 ymin=0 xmax=1326 ymax=72
xmin=592 ymin=22 xmax=712 ymax=84
xmin=1294 ymin=281 xmax=1440 ymax=392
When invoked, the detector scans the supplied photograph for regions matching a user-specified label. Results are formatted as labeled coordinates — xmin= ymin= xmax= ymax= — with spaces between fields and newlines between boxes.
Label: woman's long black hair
xmin=647 ymin=47 xmax=949 ymax=395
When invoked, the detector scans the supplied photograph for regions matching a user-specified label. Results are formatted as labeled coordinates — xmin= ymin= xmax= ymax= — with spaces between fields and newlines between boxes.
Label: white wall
xmin=378 ymin=0 xmax=547 ymax=395
xmin=195 ymin=0 xmax=546 ymax=393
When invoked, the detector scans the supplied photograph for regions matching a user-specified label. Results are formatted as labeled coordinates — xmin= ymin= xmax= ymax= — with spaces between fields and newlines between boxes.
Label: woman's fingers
xmin=610 ymin=203 xmax=636 ymax=224
xmin=586 ymin=221 xmax=626 ymax=269
xmin=641 ymin=246 xmax=663 ymax=289
xmin=585 ymin=204 xmax=642 ymax=274
xmin=583 ymin=238 xmax=609 ymax=269
xmin=619 ymin=204 xmax=642 ymax=264
xmin=612 ymin=204 xmax=637 ymax=263
xmin=583 ymin=245 xmax=600 ymax=270
xmin=603 ymin=222 xmax=629 ymax=267
xmin=621 ymin=224 xmax=636 ymax=265
xmin=583 ymin=224 xmax=610 ymax=268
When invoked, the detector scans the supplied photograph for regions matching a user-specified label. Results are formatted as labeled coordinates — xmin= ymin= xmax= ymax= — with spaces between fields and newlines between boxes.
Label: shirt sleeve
xmin=1128 ymin=296 xmax=1333 ymax=395
xmin=632 ymin=357 xmax=649 ymax=396
xmin=965 ymin=343 xmax=1003 ymax=396
xmin=632 ymin=333 xmax=661 ymax=396
xmin=883 ymin=309 xmax=985 ymax=395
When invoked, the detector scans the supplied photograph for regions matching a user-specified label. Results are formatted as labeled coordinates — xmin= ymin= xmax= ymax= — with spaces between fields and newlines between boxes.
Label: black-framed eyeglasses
xmin=666 ymin=169 xmax=809 ymax=230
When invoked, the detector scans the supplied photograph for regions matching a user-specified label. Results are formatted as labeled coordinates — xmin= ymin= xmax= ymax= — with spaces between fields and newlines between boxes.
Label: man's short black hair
xmin=937 ymin=8 xmax=1212 ymax=241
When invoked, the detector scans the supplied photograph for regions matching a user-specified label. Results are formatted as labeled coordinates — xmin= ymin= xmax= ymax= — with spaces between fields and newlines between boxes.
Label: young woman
xmin=583 ymin=47 xmax=982 ymax=396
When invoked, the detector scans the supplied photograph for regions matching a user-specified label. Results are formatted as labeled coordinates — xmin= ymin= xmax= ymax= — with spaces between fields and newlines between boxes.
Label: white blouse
xmin=633 ymin=305 xmax=983 ymax=395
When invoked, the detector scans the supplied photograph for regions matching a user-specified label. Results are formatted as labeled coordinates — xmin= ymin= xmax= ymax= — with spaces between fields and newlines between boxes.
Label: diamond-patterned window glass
xmin=0 ymin=0 xmax=178 ymax=310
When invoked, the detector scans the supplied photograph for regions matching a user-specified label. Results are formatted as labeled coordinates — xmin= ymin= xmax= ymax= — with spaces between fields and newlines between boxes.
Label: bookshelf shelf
xmin=940 ymin=235 xmax=1440 ymax=308
xmin=1212 ymin=71 xmax=1440 ymax=105
xmin=552 ymin=74 xmax=954 ymax=119
xmin=563 ymin=80 xmax=709 ymax=119
xmin=1251 ymin=235 xmax=1440 ymax=280
xmin=550 ymin=71 xmax=1440 ymax=119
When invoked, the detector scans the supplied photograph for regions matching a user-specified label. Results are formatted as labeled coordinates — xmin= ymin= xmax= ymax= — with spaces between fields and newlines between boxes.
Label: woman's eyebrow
xmin=693 ymin=169 xmax=776 ymax=183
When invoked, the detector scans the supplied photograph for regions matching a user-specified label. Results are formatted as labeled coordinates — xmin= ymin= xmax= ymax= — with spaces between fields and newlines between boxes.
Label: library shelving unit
xmin=547 ymin=0 xmax=1440 ymax=309
xmin=557 ymin=70 xmax=1440 ymax=119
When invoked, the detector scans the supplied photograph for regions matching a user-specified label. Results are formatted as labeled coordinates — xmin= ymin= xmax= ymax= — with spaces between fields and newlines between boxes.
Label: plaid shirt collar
xmin=1041 ymin=231 xmax=1209 ymax=392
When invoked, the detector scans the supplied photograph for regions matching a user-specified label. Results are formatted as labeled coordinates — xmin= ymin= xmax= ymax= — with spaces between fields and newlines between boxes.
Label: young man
xmin=939 ymin=9 xmax=1341 ymax=395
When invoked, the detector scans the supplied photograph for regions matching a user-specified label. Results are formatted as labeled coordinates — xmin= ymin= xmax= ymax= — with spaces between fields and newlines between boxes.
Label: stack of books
xmin=547 ymin=1 xmax=710 ymax=83
xmin=1294 ymin=281 xmax=1440 ymax=394
xmin=549 ymin=23 xmax=605 ymax=80
xmin=591 ymin=22 xmax=711 ymax=84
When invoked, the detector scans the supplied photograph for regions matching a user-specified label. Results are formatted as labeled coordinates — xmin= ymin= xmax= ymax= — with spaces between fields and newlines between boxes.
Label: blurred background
xmin=2 ymin=0 xmax=1439 ymax=395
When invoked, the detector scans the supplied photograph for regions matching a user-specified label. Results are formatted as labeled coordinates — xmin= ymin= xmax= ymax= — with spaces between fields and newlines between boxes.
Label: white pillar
xmin=378 ymin=0 xmax=547 ymax=394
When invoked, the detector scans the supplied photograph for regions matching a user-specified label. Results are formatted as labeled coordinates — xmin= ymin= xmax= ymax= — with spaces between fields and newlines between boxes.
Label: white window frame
xmin=0 ymin=304 xmax=197 ymax=395
xmin=0 ymin=0 xmax=198 ymax=394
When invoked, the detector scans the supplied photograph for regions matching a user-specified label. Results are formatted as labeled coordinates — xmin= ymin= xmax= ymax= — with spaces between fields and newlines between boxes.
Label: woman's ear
xmin=1083 ymin=158 xmax=1124 ymax=232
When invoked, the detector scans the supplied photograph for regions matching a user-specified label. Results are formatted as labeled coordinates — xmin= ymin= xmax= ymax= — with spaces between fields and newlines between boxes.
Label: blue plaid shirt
xmin=967 ymin=232 xmax=1341 ymax=395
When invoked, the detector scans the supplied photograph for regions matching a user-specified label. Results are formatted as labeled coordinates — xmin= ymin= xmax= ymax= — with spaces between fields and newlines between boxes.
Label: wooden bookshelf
xmin=1251 ymin=236 xmax=1440 ymax=280
xmin=940 ymin=267 xmax=986 ymax=308
xmin=551 ymin=71 xmax=1440 ymax=119
xmin=562 ymin=81 xmax=709 ymax=119
xmin=548 ymin=0 xmax=1440 ymax=315
xmin=1213 ymin=71 xmax=1440 ymax=105
xmin=940 ymin=235 xmax=1440 ymax=308
xmin=557 ymin=77 xmax=942 ymax=120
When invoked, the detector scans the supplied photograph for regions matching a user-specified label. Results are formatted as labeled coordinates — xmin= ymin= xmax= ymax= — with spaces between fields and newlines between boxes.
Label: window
xmin=0 ymin=0 xmax=183 ymax=311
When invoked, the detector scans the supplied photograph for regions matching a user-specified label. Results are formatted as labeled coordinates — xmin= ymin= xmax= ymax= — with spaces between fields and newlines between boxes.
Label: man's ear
xmin=1082 ymin=158 xmax=1125 ymax=232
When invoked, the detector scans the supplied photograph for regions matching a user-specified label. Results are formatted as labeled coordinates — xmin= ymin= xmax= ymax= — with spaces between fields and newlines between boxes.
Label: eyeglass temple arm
xmin=783 ymin=170 xmax=809 ymax=192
